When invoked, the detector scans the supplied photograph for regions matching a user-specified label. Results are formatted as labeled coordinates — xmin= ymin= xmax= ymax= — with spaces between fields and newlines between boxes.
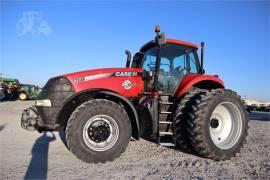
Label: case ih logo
xmin=74 ymin=72 xmax=142 ymax=84
xmin=114 ymin=72 xmax=138 ymax=76
xmin=122 ymin=80 xmax=132 ymax=90
xmin=122 ymin=80 xmax=138 ymax=90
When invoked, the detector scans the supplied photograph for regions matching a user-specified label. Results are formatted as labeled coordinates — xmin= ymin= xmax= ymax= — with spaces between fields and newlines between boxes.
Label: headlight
xmin=35 ymin=99 xmax=51 ymax=107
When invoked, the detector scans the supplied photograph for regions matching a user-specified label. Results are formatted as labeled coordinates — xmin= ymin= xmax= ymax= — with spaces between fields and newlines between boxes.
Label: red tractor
xmin=21 ymin=26 xmax=248 ymax=163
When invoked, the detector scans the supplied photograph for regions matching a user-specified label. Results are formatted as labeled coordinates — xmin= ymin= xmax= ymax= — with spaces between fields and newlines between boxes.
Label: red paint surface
xmin=176 ymin=74 xmax=225 ymax=97
xmin=140 ymin=38 xmax=198 ymax=51
xmin=166 ymin=38 xmax=198 ymax=48
xmin=62 ymin=68 xmax=224 ymax=98
xmin=63 ymin=68 xmax=144 ymax=97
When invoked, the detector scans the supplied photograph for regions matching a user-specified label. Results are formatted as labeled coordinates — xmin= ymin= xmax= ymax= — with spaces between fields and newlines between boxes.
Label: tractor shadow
xmin=0 ymin=124 xmax=7 ymax=132
xmin=59 ymin=130 xmax=68 ymax=149
xmin=24 ymin=132 xmax=56 ymax=180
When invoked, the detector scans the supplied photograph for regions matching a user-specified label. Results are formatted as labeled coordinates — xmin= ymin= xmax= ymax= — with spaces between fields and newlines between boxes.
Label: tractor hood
xmin=63 ymin=68 xmax=142 ymax=79
xmin=62 ymin=68 xmax=144 ymax=97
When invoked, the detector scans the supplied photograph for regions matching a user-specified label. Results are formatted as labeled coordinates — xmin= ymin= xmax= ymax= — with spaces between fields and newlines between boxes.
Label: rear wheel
xmin=19 ymin=92 xmax=28 ymax=101
xmin=174 ymin=89 xmax=205 ymax=150
xmin=66 ymin=99 xmax=131 ymax=163
xmin=186 ymin=89 xmax=248 ymax=160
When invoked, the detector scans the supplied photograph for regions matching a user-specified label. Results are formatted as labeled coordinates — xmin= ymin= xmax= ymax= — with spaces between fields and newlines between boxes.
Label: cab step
xmin=159 ymin=121 xmax=172 ymax=124
xmin=160 ymin=111 xmax=172 ymax=114
xmin=159 ymin=131 xmax=173 ymax=136
xmin=159 ymin=101 xmax=173 ymax=105
xmin=159 ymin=142 xmax=176 ymax=147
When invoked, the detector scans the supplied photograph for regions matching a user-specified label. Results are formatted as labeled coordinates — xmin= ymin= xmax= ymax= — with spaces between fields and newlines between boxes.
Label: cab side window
xmin=173 ymin=53 xmax=187 ymax=76
xmin=189 ymin=51 xmax=198 ymax=73
xmin=142 ymin=48 xmax=157 ymax=71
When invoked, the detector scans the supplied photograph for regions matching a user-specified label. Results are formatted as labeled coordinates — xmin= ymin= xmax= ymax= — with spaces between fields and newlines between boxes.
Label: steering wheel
xmin=174 ymin=66 xmax=186 ymax=76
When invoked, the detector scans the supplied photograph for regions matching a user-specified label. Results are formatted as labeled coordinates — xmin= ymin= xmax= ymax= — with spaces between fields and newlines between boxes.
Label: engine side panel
xmin=64 ymin=68 xmax=144 ymax=97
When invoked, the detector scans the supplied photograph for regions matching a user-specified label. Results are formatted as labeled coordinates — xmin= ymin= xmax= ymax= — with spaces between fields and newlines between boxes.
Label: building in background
xmin=245 ymin=99 xmax=270 ymax=106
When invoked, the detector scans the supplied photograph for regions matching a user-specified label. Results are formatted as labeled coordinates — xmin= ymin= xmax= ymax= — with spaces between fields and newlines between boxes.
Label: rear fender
xmin=176 ymin=74 xmax=225 ymax=97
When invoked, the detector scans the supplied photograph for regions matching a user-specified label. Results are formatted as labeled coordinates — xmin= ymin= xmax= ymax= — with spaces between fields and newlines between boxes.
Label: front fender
xmin=56 ymin=89 xmax=140 ymax=140
xmin=96 ymin=91 xmax=140 ymax=140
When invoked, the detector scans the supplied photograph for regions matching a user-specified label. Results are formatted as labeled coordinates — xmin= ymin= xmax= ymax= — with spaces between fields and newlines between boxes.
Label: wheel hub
xmin=88 ymin=121 xmax=111 ymax=143
xmin=83 ymin=115 xmax=119 ymax=152
xmin=210 ymin=113 xmax=224 ymax=133
xmin=210 ymin=118 xmax=220 ymax=129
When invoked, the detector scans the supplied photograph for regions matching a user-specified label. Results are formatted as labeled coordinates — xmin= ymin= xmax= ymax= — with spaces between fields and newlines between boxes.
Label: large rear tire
xmin=174 ymin=89 xmax=205 ymax=150
xmin=66 ymin=99 xmax=131 ymax=163
xmin=187 ymin=89 xmax=248 ymax=160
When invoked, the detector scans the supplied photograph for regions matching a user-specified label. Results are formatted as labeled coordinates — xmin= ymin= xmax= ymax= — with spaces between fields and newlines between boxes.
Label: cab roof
xmin=0 ymin=78 xmax=20 ymax=83
xmin=140 ymin=38 xmax=198 ymax=52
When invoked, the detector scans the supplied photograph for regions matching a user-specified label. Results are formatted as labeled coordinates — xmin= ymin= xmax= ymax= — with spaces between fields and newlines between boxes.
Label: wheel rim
xmin=83 ymin=115 xmax=119 ymax=152
xmin=20 ymin=93 xmax=26 ymax=100
xmin=209 ymin=102 xmax=243 ymax=149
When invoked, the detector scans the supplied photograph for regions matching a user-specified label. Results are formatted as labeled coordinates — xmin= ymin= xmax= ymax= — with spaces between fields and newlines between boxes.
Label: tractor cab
xmin=125 ymin=26 xmax=207 ymax=143
xmin=128 ymin=25 xmax=204 ymax=95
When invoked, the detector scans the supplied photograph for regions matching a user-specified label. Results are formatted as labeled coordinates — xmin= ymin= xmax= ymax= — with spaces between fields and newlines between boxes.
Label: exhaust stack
xmin=201 ymin=42 xmax=205 ymax=74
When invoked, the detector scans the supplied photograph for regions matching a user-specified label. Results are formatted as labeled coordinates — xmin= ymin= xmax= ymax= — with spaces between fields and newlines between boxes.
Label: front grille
xmin=36 ymin=77 xmax=74 ymax=128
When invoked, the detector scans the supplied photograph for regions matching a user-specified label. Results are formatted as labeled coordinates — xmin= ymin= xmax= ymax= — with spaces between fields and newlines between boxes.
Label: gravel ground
xmin=0 ymin=101 xmax=269 ymax=179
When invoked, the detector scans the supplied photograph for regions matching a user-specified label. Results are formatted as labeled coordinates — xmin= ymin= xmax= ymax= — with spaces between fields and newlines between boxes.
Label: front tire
xmin=187 ymin=89 xmax=248 ymax=160
xmin=0 ymin=92 xmax=6 ymax=101
xmin=66 ymin=99 xmax=131 ymax=163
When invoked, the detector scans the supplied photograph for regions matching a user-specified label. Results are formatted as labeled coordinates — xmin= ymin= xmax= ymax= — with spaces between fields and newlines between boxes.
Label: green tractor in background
xmin=0 ymin=76 xmax=41 ymax=101
xmin=18 ymin=84 xmax=41 ymax=100
xmin=0 ymin=78 xmax=20 ymax=101
xmin=0 ymin=82 xmax=7 ymax=101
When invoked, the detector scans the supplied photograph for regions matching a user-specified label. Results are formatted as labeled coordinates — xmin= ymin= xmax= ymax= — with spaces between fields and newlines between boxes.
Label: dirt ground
xmin=0 ymin=101 xmax=269 ymax=179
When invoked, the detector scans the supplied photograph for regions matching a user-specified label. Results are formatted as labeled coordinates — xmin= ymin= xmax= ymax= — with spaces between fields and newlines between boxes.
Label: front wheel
xmin=187 ymin=89 xmax=248 ymax=160
xmin=0 ymin=92 xmax=6 ymax=101
xmin=65 ymin=99 xmax=131 ymax=163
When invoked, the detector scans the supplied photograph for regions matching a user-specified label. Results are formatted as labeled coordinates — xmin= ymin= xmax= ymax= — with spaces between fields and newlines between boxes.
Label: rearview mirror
xmin=155 ymin=33 xmax=166 ymax=46
xmin=154 ymin=25 xmax=166 ymax=46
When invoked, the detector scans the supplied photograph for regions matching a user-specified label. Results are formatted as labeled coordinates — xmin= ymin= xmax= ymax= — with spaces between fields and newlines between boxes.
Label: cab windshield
xmin=131 ymin=44 xmax=200 ymax=93
xmin=132 ymin=44 xmax=199 ymax=73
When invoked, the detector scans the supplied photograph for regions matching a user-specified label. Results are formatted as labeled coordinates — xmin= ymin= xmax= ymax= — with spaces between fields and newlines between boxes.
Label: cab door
xmin=157 ymin=44 xmax=190 ymax=95
xmin=139 ymin=44 xmax=200 ymax=94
